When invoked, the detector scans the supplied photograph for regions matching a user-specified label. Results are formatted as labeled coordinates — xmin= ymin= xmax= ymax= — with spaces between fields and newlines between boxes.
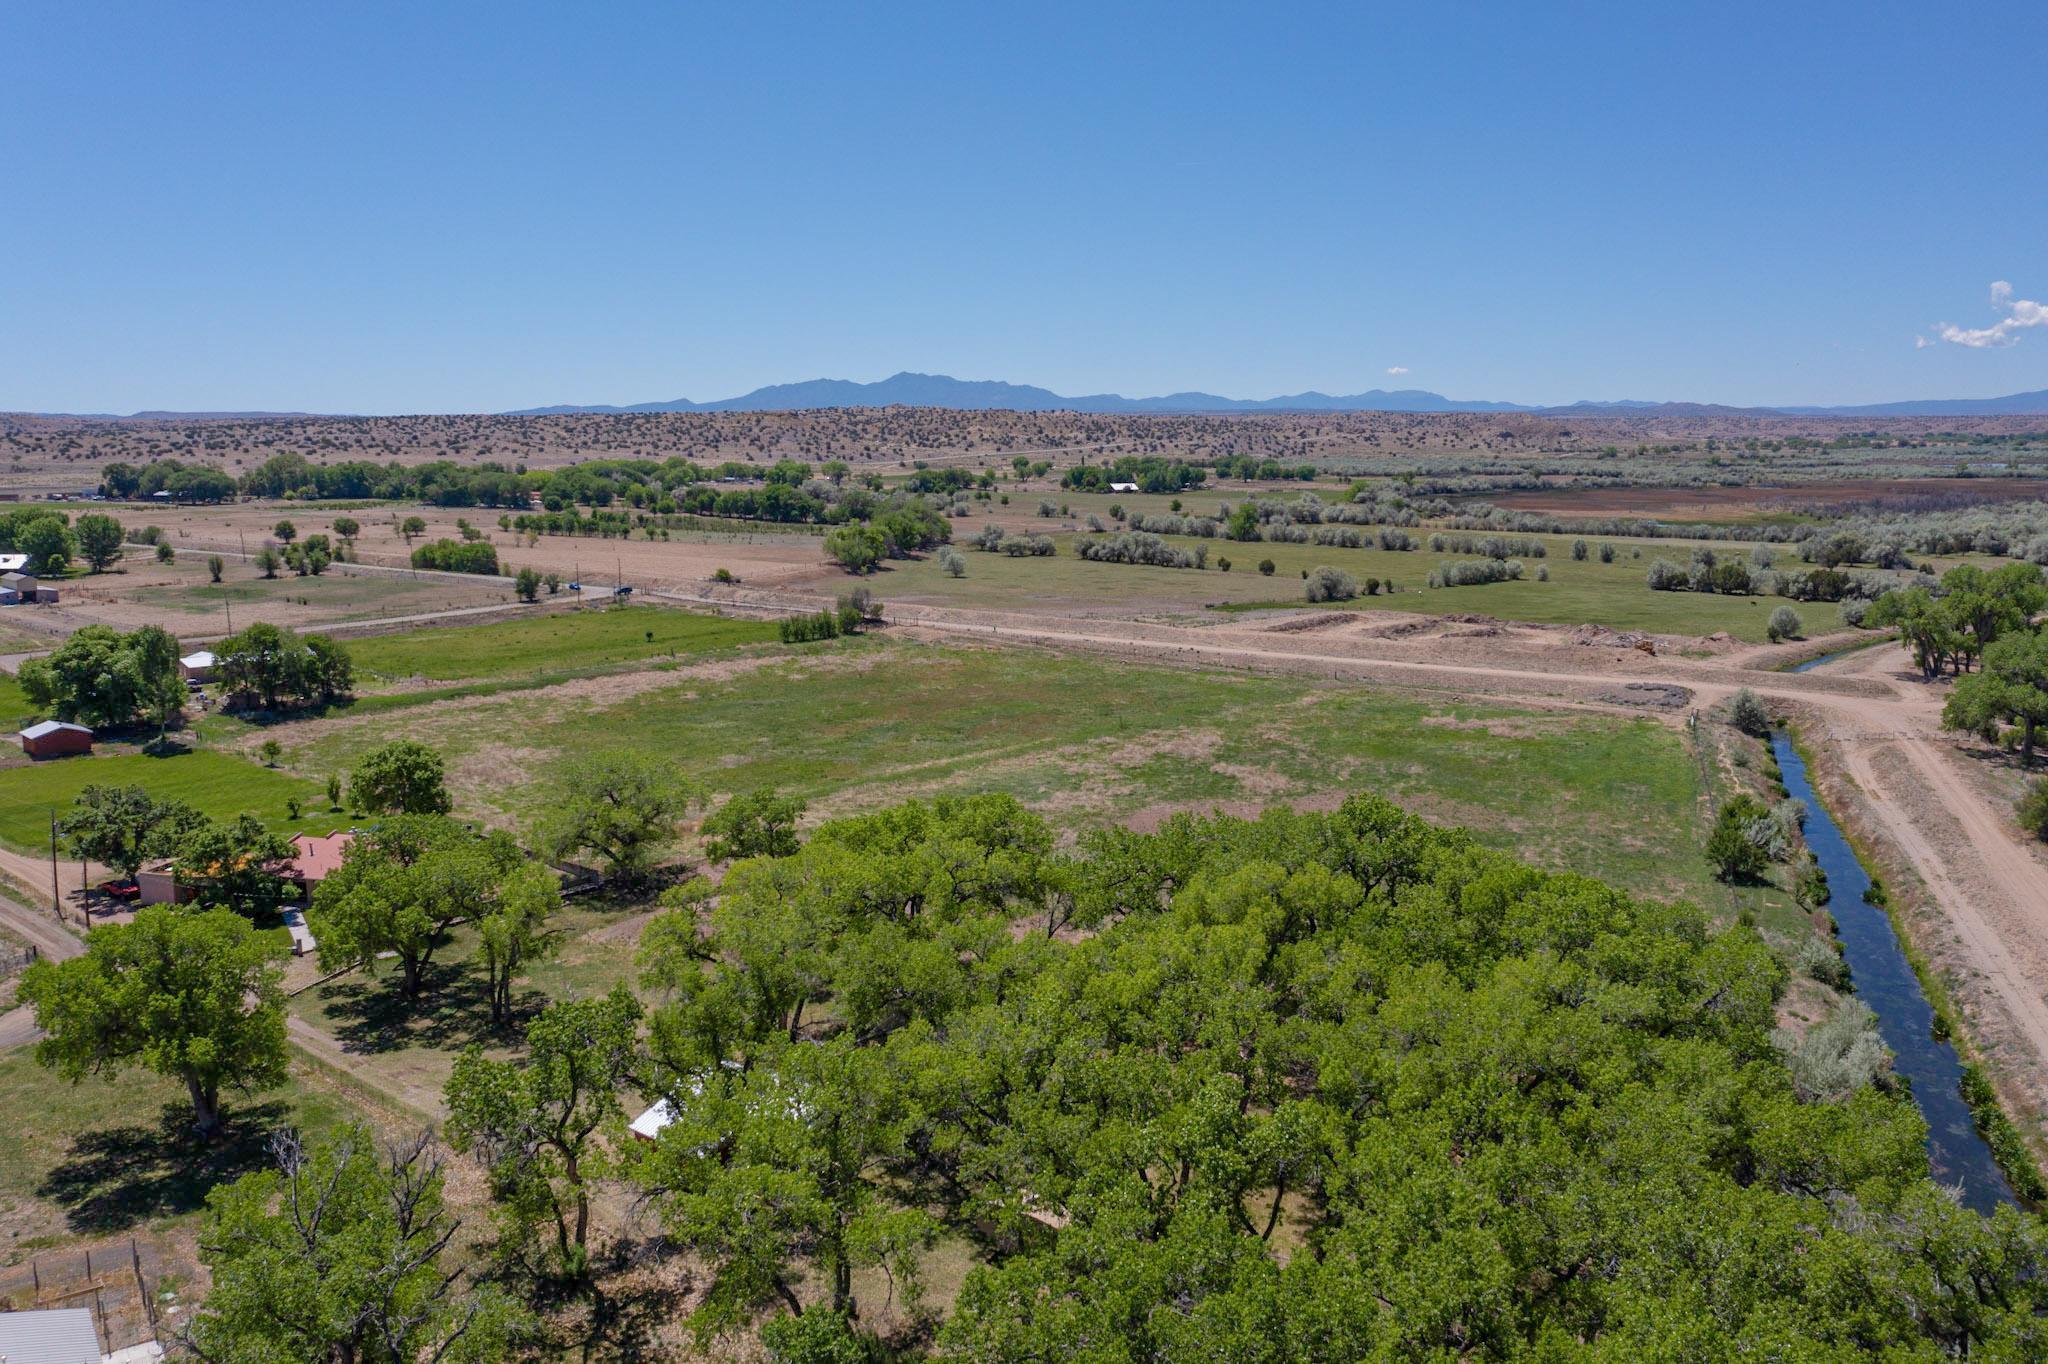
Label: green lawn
xmin=347 ymin=604 xmax=780 ymax=683
xmin=0 ymin=749 xmax=337 ymax=851
xmin=884 ymin=529 xmax=1877 ymax=641
xmin=0 ymin=673 xmax=35 ymax=730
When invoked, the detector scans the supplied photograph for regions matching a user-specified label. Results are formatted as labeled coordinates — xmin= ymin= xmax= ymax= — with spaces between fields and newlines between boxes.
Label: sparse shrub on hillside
xmin=1767 ymin=605 xmax=1804 ymax=642
xmin=1728 ymin=688 xmax=1771 ymax=736
xmin=1075 ymin=531 xmax=1200 ymax=568
xmin=1304 ymin=566 xmax=1359 ymax=603
xmin=1429 ymin=558 xmax=1525 ymax=588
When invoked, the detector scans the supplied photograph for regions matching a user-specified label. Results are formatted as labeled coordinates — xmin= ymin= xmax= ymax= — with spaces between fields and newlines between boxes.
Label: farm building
xmin=0 ymin=553 xmax=27 ymax=572
xmin=19 ymin=721 xmax=92 ymax=760
xmin=178 ymin=650 xmax=217 ymax=682
xmin=34 ymin=585 xmax=58 ymax=604
xmin=1109 ymin=481 xmax=1140 ymax=493
xmin=2 ymin=571 xmax=36 ymax=597
xmin=0 ymin=1307 xmax=103 ymax=1364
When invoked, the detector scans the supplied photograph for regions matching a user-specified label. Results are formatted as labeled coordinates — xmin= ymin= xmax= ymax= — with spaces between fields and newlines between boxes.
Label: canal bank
xmin=1770 ymin=727 xmax=2028 ymax=1211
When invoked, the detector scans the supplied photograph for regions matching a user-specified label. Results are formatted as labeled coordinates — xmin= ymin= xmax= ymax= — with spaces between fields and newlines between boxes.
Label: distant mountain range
xmin=25 ymin=375 xmax=2048 ymax=420
xmin=504 ymin=372 xmax=2048 ymax=418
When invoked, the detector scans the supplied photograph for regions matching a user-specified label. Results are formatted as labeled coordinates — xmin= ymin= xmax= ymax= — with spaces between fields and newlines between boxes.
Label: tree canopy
xmin=19 ymin=906 xmax=289 ymax=1136
xmin=216 ymin=622 xmax=353 ymax=711
xmin=312 ymin=815 xmax=522 ymax=998
xmin=623 ymin=793 xmax=2048 ymax=1357
xmin=348 ymin=738 xmax=453 ymax=815
xmin=60 ymin=784 xmax=207 ymax=879
xmin=534 ymin=749 xmax=699 ymax=882
xmin=189 ymin=1126 xmax=528 ymax=1362
xmin=20 ymin=623 xmax=183 ymax=730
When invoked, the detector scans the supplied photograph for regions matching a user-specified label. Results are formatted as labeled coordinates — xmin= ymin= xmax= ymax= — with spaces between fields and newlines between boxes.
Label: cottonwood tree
xmin=174 ymin=813 xmax=298 ymax=915
xmin=186 ymin=1126 xmax=527 ymax=1363
xmin=444 ymin=986 xmax=642 ymax=1277
xmin=476 ymin=861 xmax=560 ymax=1027
xmin=701 ymin=788 xmax=806 ymax=861
xmin=73 ymin=512 xmax=125 ymax=571
xmin=60 ymin=784 xmax=206 ymax=879
xmin=216 ymin=622 xmax=353 ymax=709
xmin=1946 ymin=627 xmax=2048 ymax=763
xmin=348 ymin=738 xmax=453 ymax=815
xmin=20 ymin=624 xmax=184 ymax=730
xmin=19 ymin=906 xmax=288 ymax=1137
xmin=535 ymin=749 xmax=699 ymax=883
xmin=634 ymin=1037 xmax=934 ymax=1335
xmin=313 ymin=816 xmax=521 ymax=998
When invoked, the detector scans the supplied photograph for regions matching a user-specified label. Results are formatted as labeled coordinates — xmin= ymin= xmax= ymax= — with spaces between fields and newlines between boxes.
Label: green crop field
xmin=882 ymin=529 xmax=1870 ymax=640
xmin=0 ymin=749 xmax=337 ymax=852
xmin=347 ymin=604 xmax=780 ymax=683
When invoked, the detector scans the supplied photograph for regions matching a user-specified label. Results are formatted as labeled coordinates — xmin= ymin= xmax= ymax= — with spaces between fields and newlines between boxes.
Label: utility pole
xmin=48 ymin=809 xmax=67 ymax=929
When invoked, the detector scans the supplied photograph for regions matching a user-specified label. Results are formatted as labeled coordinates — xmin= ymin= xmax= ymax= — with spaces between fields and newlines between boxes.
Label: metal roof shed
xmin=0 ymin=1307 xmax=103 ymax=1363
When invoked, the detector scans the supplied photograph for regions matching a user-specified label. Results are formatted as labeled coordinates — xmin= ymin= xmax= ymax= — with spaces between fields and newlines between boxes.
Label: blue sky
xmin=3 ymin=1 xmax=2043 ymax=413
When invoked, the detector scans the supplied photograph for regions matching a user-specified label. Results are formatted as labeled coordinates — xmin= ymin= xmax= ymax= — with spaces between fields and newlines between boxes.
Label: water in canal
xmin=1768 ymin=731 xmax=2015 ymax=1212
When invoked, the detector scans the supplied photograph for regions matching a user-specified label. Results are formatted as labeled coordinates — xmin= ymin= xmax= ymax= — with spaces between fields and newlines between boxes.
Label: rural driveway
xmin=0 ymin=887 xmax=82 ymax=1051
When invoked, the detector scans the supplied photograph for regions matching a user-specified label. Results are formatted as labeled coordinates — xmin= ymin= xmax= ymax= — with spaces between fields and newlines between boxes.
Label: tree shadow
xmin=37 ymin=1098 xmax=292 ymax=1235
xmin=514 ymin=1234 xmax=697 ymax=1364
xmin=1950 ymin=741 xmax=2043 ymax=779
xmin=314 ymin=959 xmax=546 ymax=1054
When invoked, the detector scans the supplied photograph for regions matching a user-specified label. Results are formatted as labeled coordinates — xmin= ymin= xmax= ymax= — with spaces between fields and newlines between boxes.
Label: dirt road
xmin=0 ymin=889 xmax=82 ymax=1051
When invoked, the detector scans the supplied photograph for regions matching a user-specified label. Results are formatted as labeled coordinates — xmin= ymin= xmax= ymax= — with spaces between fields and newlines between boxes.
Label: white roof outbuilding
xmin=20 ymin=720 xmax=91 ymax=741
xmin=180 ymin=650 xmax=216 ymax=670
xmin=0 ymin=1308 xmax=103 ymax=1364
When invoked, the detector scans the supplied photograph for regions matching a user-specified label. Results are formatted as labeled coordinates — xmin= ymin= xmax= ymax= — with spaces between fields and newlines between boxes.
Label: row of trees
xmin=1872 ymin=561 xmax=2048 ymax=679
xmin=21 ymin=621 xmax=353 ymax=728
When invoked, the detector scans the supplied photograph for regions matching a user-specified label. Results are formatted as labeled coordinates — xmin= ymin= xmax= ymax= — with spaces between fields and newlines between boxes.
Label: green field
xmin=0 ymin=673 xmax=34 ymax=729
xmin=883 ymin=528 xmax=1869 ymax=640
xmin=0 ymin=749 xmax=337 ymax=852
xmin=347 ymin=604 xmax=780 ymax=682
xmin=287 ymin=637 xmax=1734 ymax=906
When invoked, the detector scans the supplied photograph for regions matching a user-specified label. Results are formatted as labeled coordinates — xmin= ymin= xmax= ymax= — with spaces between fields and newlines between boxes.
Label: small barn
xmin=19 ymin=720 xmax=92 ymax=760
xmin=179 ymin=650 xmax=217 ymax=683
xmin=1109 ymin=481 xmax=1140 ymax=493
xmin=0 ymin=553 xmax=27 ymax=573
xmin=2 ymin=571 xmax=36 ymax=597
xmin=33 ymin=585 xmax=58 ymax=604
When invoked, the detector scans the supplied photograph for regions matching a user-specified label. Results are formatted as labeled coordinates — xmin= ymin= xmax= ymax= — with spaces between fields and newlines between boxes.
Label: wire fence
xmin=0 ymin=1237 xmax=162 ymax=1356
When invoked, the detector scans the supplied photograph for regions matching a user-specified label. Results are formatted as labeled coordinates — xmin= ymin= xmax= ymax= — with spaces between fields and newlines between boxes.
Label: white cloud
xmin=1934 ymin=280 xmax=2047 ymax=349
xmin=1915 ymin=335 xmax=1933 ymax=349
xmin=1385 ymin=365 xmax=1410 ymax=376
